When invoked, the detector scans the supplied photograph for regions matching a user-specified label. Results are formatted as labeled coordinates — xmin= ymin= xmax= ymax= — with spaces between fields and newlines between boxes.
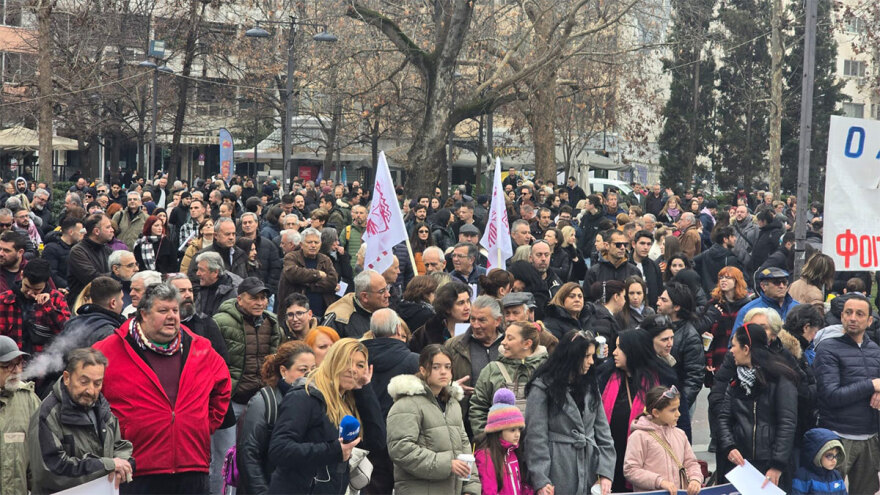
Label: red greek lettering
xmin=861 ymin=235 xmax=872 ymax=267
xmin=836 ymin=229 xmax=858 ymax=268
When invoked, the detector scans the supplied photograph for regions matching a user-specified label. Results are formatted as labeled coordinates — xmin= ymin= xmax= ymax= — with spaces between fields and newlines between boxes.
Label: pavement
xmin=691 ymin=388 xmax=716 ymax=473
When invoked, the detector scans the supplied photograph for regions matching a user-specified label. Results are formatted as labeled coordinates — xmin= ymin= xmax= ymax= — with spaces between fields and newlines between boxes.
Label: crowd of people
xmin=0 ymin=169 xmax=876 ymax=495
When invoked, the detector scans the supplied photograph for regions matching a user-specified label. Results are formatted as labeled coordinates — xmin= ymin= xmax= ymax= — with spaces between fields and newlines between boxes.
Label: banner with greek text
xmin=823 ymin=116 xmax=880 ymax=270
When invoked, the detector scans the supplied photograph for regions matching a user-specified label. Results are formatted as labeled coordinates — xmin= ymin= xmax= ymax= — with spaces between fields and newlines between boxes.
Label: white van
xmin=587 ymin=178 xmax=640 ymax=206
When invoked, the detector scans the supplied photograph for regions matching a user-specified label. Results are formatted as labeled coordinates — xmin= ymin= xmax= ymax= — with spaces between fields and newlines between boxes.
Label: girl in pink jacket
xmin=623 ymin=385 xmax=704 ymax=495
xmin=474 ymin=389 xmax=534 ymax=495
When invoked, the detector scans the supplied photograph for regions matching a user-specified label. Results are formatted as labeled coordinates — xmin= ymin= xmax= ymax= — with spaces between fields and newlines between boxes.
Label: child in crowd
xmin=474 ymin=389 xmax=533 ymax=495
xmin=792 ymin=428 xmax=847 ymax=495
xmin=623 ymin=385 xmax=703 ymax=495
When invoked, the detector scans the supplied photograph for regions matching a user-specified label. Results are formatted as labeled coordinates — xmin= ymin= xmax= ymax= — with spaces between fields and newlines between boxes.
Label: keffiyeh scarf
xmin=736 ymin=366 xmax=757 ymax=396
xmin=135 ymin=235 xmax=160 ymax=270
xmin=129 ymin=319 xmax=181 ymax=356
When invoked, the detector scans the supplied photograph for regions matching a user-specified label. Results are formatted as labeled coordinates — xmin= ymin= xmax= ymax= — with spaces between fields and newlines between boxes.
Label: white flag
xmin=480 ymin=158 xmax=513 ymax=271
xmin=363 ymin=151 xmax=408 ymax=274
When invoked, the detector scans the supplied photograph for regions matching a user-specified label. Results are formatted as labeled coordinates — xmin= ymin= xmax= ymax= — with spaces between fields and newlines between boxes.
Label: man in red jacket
xmin=94 ymin=282 xmax=230 ymax=494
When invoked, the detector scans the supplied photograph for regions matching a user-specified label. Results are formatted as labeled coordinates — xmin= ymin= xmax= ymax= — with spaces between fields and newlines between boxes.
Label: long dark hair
xmin=614 ymin=329 xmax=676 ymax=401
xmin=417 ymin=344 xmax=454 ymax=402
xmin=474 ymin=430 xmax=528 ymax=489
xmin=409 ymin=221 xmax=434 ymax=252
xmin=732 ymin=324 xmax=800 ymax=386
xmin=527 ymin=330 xmax=598 ymax=411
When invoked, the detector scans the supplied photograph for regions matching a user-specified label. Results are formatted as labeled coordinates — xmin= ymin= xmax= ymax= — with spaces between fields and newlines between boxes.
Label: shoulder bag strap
xmin=495 ymin=361 xmax=517 ymax=393
xmin=261 ymin=387 xmax=278 ymax=427
xmin=647 ymin=430 xmax=688 ymax=487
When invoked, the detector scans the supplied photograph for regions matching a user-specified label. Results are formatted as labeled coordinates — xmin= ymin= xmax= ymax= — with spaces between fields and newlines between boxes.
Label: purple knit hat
xmin=485 ymin=388 xmax=525 ymax=433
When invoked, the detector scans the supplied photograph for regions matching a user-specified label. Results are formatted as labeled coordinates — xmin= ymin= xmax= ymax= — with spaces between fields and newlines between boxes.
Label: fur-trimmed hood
xmin=387 ymin=373 xmax=464 ymax=402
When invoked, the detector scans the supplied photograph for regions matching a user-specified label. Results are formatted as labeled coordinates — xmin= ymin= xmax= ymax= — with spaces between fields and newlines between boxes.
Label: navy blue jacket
xmin=792 ymin=428 xmax=847 ymax=495
xmin=813 ymin=332 xmax=880 ymax=436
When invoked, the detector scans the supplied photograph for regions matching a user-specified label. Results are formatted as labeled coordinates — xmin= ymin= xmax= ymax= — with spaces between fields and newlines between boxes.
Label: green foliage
xmin=658 ymin=0 xmax=716 ymax=191
xmin=780 ymin=0 xmax=844 ymax=195
xmin=51 ymin=182 xmax=74 ymax=220
xmin=714 ymin=0 xmax=771 ymax=190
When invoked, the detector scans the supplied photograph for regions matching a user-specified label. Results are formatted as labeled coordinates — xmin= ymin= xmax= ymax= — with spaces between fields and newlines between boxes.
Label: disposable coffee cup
xmin=595 ymin=336 xmax=608 ymax=359
xmin=701 ymin=332 xmax=714 ymax=352
xmin=591 ymin=483 xmax=602 ymax=495
xmin=457 ymin=453 xmax=475 ymax=481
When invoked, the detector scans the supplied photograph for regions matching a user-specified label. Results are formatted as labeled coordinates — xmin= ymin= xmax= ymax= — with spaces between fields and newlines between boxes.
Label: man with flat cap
xmin=500 ymin=292 xmax=558 ymax=354
xmin=732 ymin=266 xmax=799 ymax=336
xmin=0 ymin=335 xmax=40 ymax=494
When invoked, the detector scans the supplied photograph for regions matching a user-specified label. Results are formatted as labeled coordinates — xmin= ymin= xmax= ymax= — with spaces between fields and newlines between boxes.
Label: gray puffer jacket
xmin=386 ymin=374 xmax=480 ymax=495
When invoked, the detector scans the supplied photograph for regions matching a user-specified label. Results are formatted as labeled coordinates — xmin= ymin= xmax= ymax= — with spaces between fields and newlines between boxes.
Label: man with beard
xmin=31 ymin=187 xmax=55 ymax=236
xmin=0 ymin=335 xmax=41 ymax=494
xmin=29 ymin=347 xmax=134 ymax=493
xmin=168 ymin=273 xmax=235 ymax=493
xmin=0 ymin=230 xmax=51 ymax=294
xmin=68 ymin=213 xmax=114 ymax=303
xmin=60 ymin=276 xmax=126 ymax=348
xmin=42 ymin=216 xmax=83 ymax=291
xmin=0 ymin=259 xmax=69 ymax=354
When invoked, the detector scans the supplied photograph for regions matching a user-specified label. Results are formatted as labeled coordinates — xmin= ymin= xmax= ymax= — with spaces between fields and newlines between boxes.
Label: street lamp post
xmin=246 ymin=17 xmax=337 ymax=194
xmin=139 ymin=40 xmax=173 ymax=179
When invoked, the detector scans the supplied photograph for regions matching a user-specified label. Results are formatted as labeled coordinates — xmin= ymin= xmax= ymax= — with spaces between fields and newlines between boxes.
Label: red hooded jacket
xmin=93 ymin=321 xmax=231 ymax=476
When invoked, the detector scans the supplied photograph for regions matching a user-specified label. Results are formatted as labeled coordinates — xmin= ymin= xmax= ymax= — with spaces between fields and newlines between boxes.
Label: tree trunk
xmin=404 ymin=69 xmax=455 ymax=197
xmin=37 ymin=0 xmax=54 ymax=187
xmin=685 ymin=52 xmax=701 ymax=189
xmin=529 ymin=77 xmax=558 ymax=186
xmin=769 ymin=0 xmax=783 ymax=196
xmin=167 ymin=0 xmax=205 ymax=184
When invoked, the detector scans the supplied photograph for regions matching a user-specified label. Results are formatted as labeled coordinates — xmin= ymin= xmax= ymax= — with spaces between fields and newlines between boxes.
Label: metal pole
xmin=254 ymin=107 xmax=259 ymax=176
xmin=149 ymin=66 xmax=158 ymax=179
xmin=793 ymin=0 xmax=817 ymax=278
xmin=282 ymin=17 xmax=298 ymax=194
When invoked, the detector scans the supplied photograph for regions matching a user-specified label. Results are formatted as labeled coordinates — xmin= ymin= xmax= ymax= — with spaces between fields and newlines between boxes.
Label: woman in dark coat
xmin=268 ymin=338 xmax=385 ymax=494
xmin=718 ymin=324 xmax=799 ymax=490
xmin=133 ymin=214 xmax=178 ymax=273
xmin=396 ymin=275 xmax=438 ymax=333
xmin=617 ymin=276 xmax=655 ymax=331
xmin=665 ymin=254 xmax=708 ymax=309
xmin=429 ymin=208 xmax=456 ymax=251
xmin=697 ymin=266 xmax=752 ymax=385
xmin=543 ymin=227 xmax=572 ymax=281
xmin=542 ymin=282 xmax=593 ymax=340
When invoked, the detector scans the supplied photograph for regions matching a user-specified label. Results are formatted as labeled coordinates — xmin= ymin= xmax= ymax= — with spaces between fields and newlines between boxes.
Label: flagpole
xmin=404 ymin=236 xmax=419 ymax=276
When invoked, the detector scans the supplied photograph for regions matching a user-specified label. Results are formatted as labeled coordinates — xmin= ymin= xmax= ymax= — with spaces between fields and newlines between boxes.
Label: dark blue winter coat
xmin=792 ymin=428 xmax=847 ymax=495
xmin=813 ymin=333 xmax=880 ymax=436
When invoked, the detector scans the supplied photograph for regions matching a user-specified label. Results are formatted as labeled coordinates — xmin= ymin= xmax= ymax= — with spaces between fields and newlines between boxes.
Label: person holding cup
xmin=386 ymin=344 xmax=481 ymax=494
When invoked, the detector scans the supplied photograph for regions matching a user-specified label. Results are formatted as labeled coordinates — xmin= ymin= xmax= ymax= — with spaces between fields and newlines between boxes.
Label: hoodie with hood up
xmin=792 ymin=428 xmax=847 ymax=495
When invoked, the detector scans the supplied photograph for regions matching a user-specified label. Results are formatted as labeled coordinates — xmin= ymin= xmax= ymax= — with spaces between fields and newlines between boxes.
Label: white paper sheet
xmin=455 ymin=323 xmax=470 ymax=336
xmin=54 ymin=476 xmax=118 ymax=495
xmin=336 ymin=281 xmax=348 ymax=297
xmin=725 ymin=460 xmax=785 ymax=495
xmin=469 ymin=283 xmax=478 ymax=301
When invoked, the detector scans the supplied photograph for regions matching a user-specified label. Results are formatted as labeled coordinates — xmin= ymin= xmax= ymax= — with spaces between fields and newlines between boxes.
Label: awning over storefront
xmin=0 ymin=126 xmax=80 ymax=151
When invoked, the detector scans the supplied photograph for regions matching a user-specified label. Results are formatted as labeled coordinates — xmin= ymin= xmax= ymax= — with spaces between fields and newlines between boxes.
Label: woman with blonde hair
xmin=658 ymin=196 xmax=682 ymax=224
xmin=788 ymin=253 xmax=835 ymax=307
xmin=238 ymin=342 xmax=316 ymax=494
xmin=268 ymin=338 xmax=385 ymax=494
xmin=561 ymin=224 xmax=587 ymax=281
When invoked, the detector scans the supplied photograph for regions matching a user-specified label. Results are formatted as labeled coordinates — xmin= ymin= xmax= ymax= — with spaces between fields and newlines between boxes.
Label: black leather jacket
xmin=717 ymin=374 xmax=798 ymax=471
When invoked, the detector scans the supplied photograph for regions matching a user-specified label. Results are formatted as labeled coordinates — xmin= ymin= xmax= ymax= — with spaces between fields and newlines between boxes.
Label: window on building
xmin=1 ymin=0 xmax=22 ymax=26
xmin=1 ymin=52 xmax=22 ymax=84
xmin=846 ymin=17 xmax=867 ymax=34
xmin=843 ymin=102 xmax=865 ymax=119
xmin=843 ymin=60 xmax=867 ymax=78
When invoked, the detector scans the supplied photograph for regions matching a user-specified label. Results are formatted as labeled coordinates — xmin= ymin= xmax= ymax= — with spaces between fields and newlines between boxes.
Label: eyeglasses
xmin=823 ymin=452 xmax=839 ymax=461
xmin=367 ymin=285 xmax=391 ymax=295
xmin=0 ymin=223 xmax=11 ymax=228
xmin=0 ymin=358 xmax=24 ymax=370
xmin=765 ymin=278 xmax=788 ymax=286
xmin=286 ymin=310 xmax=309 ymax=319
xmin=719 ymin=275 xmax=735 ymax=280
xmin=613 ymin=242 xmax=628 ymax=248
xmin=645 ymin=314 xmax=673 ymax=329
xmin=572 ymin=330 xmax=595 ymax=342
xmin=418 ymin=229 xmax=429 ymax=234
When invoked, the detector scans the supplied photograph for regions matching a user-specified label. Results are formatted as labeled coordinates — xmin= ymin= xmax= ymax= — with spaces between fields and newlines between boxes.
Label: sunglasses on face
xmin=765 ymin=278 xmax=788 ymax=286
xmin=612 ymin=242 xmax=627 ymax=248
